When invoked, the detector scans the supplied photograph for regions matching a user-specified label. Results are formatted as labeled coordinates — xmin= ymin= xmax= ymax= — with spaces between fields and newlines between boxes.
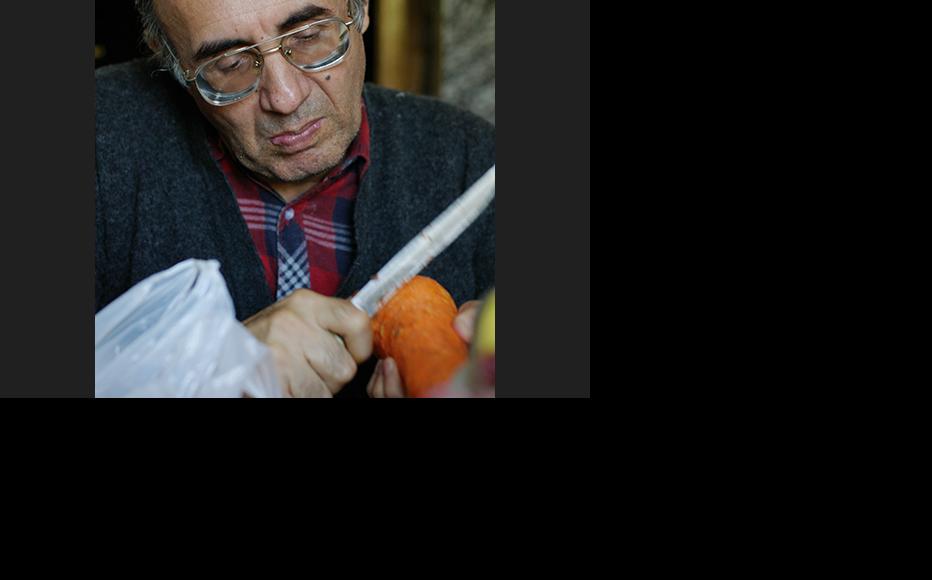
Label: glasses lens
xmin=196 ymin=51 xmax=261 ymax=105
xmin=283 ymin=20 xmax=350 ymax=70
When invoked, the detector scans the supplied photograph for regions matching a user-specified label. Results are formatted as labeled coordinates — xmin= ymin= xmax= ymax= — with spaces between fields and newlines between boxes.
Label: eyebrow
xmin=193 ymin=38 xmax=252 ymax=63
xmin=192 ymin=4 xmax=334 ymax=63
xmin=278 ymin=4 xmax=333 ymax=31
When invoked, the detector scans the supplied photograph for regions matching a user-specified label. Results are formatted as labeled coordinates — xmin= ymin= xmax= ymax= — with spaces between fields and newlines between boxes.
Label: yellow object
xmin=375 ymin=0 xmax=439 ymax=94
xmin=425 ymin=288 xmax=495 ymax=397
xmin=474 ymin=290 xmax=495 ymax=356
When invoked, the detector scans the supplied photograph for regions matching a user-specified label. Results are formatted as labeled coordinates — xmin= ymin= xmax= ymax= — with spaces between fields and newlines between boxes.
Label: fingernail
xmin=384 ymin=358 xmax=394 ymax=374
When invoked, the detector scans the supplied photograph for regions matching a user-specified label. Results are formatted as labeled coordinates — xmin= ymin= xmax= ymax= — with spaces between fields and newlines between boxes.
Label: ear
xmin=357 ymin=0 xmax=370 ymax=35
xmin=145 ymin=37 xmax=161 ymax=55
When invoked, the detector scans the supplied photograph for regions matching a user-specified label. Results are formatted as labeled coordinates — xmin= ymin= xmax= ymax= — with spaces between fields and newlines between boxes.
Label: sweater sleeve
xmin=463 ymin=115 xmax=496 ymax=298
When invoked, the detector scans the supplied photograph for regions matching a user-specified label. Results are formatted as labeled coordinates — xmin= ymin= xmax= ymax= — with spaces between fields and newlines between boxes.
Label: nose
xmin=257 ymin=48 xmax=310 ymax=115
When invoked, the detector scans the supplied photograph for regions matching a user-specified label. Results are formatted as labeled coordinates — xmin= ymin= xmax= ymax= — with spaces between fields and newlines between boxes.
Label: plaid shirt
xmin=208 ymin=105 xmax=370 ymax=299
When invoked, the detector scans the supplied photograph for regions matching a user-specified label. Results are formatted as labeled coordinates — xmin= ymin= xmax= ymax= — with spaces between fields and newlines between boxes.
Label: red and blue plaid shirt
xmin=208 ymin=105 xmax=370 ymax=299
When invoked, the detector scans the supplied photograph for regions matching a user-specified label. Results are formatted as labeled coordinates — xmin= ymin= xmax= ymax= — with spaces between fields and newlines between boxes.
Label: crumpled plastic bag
xmin=95 ymin=259 xmax=282 ymax=397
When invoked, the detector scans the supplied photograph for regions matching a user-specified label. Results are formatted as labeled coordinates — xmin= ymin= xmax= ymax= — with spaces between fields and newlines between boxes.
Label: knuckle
xmin=332 ymin=353 xmax=356 ymax=384
xmin=293 ymin=371 xmax=328 ymax=398
xmin=288 ymin=289 xmax=317 ymax=309
xmin=270 ymin=313 xmax=298 ymax=339
xmin=350 ymin=309 xmax=372 ymax=335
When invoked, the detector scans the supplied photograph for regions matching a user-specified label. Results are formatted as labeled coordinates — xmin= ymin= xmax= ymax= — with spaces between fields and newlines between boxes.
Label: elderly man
xmin=95 ymin=0 xmax=495 ymax=397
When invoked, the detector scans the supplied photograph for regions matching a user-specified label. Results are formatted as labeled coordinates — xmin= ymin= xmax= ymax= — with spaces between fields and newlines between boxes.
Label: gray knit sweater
xmin=96 ymin=59 xmax=495 ymax=326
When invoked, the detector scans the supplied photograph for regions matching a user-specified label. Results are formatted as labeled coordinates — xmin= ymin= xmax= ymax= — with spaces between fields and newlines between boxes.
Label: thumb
xmin=453 ymin=300 xmax=480 ymax=343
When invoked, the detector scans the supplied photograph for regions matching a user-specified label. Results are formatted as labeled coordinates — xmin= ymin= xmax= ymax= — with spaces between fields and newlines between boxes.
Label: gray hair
xmin=135 ymin=0 xmax=368 ymax=86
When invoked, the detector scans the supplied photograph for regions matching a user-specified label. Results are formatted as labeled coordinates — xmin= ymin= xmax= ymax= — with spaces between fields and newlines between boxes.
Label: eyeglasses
xmin=179 ymin=16 xmax=355 ymax=106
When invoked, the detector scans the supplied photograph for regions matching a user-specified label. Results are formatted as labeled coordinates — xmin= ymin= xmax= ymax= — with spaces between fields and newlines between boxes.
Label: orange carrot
xmin=371 ymin=276 xmax=469 ymax=397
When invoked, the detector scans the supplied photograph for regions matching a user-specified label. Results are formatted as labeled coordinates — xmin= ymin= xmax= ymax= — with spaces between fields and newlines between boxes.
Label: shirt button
xmin=284 ymin=208 xmax=295 ymax=220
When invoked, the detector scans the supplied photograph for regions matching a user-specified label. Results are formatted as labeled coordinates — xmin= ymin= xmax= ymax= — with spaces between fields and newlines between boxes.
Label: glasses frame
xmin=180 ymin=16 xmax=356 ymax=106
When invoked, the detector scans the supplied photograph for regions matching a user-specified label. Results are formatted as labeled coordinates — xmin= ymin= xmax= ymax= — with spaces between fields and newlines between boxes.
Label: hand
xmin=244 ymin=290 xmax=372 ymax=397
xmin=453 ymin=300 xmax=481 ymax=343
xmin=366 ymin=357 xmax=405 ymax=398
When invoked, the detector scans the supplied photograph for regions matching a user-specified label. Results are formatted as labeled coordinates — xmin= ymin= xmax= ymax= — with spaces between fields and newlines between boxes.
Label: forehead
xmin=159 ymin=0 xmax=343 ymax=46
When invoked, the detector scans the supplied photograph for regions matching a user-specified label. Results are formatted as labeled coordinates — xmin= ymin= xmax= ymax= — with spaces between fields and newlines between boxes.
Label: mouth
xmin=268 ymin=117 xmax=324 ymax=152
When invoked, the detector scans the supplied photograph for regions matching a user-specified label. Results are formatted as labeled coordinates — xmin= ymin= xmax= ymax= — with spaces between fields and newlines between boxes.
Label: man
xmin=95 ymin=0 xmax=495 ymax=397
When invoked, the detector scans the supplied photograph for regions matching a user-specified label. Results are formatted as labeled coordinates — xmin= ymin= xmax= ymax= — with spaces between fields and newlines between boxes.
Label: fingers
xmin=453 ymin=300 xmax=481 ymax=343
xmin=299 ymin=292 xmax=373 ymax=363
xmin=381 ymin=358 xmax=405 ymax=398
xmin=266 ymin=339 xmax=331 ymax=398
xmin=367 ymin=359 xmax=384 ymax=398
xmin=298 ymin=326 xmax=358 ymax=394
xmin=244 ymin=290 xmax=371 ymax=397
xmin=367 ymin=358 xmax=404 ymax=398
xmin=292 ymin=378 xmax=333 ymax=398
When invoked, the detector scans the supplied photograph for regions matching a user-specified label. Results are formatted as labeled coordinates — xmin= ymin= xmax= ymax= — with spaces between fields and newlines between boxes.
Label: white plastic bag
xmin=95 ymin=259 xmax=282 ymax=397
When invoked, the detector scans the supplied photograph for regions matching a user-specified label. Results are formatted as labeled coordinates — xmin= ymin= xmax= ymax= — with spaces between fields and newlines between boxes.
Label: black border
xmin=2 ymin=3 xmax=95 ymax=397
xmin=495 ymin=0 xmax=590 ymax=396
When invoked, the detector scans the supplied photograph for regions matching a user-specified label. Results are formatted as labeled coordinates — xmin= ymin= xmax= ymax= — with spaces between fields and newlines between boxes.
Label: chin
xmin=243 ymin=135 xmax=347 ymax=182
xmin=289 ymin=149 xmax=342 ymax=176
xmin=269 ymin=159 xmax=335 ymax=183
